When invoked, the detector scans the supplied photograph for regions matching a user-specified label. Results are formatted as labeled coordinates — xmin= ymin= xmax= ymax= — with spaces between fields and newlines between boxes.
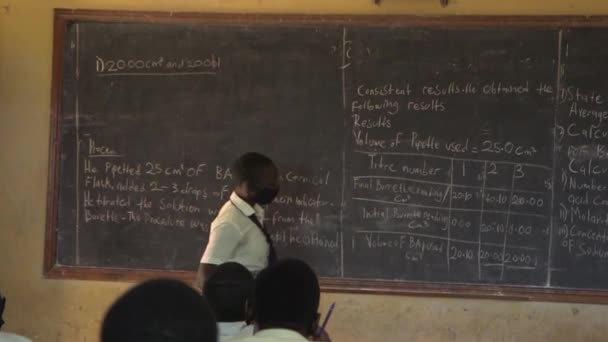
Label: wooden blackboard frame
xmin=45 ymin=8 xmax=608 ymax=304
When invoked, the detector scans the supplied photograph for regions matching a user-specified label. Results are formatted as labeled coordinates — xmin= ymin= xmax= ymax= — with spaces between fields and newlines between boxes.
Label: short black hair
xmin=232 ymin=152 xmax=276 ymax=185
xmin=102 ymin=279 xmax=217 ymax=342
xmin=203 ymin=262 xmax=254 ymax=322
xmin=253 ymin=259 xmax=320 ymax=330
xmin=0 ymin=293 xmax=5 ymax=330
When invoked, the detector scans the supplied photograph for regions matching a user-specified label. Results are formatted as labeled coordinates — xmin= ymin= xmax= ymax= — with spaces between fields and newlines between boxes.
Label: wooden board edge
xmin=44 ymin=8 xmax=608 ymax=304
xmin=45 ymin=265 xmax=196 ymax=284
xmin=52 ymin=9 xmax=608 ymax=27
xmin=42 ymin=265 xmax=608 ymax=304
xmin=44 ymin=10 xmax=69 ymax=276
xmin=319 ymin=278 xmax=608 ymax=304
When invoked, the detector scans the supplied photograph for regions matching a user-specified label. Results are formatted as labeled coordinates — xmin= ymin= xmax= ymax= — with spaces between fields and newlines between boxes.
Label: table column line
xmin=477 ymin=160 xmax=488 ymax=280
xmin=446 ymin=158 xmax=454 ymax=272
xmin=500 ymin=166 xmax=518 ymax=280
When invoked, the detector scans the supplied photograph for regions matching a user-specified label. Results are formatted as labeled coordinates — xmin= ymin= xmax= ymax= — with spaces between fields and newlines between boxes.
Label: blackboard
xmin=45 ymin=10 xmax=608 ymax=302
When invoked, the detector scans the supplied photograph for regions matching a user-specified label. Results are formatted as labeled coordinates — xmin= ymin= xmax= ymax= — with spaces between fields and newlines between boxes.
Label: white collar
xmin=0 ymin=332 xmax=32 ymax=342
xmin=230 ymin=192 xmax=264 ymax=218
xmin=218 ymin=321 xmax=251 ymax=336
xmin=253 ymin=329 xmax=308 ymax=340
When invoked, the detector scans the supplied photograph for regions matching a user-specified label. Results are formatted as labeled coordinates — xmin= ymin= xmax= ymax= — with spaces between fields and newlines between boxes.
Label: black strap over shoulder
xmin=230 ymin=200 xmax=278 ymax=266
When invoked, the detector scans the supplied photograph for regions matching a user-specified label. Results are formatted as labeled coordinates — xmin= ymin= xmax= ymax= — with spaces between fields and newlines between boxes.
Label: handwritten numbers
xmin=514 ymin=164 xmax=525 ymax=179
xmin=487 ymin=162 xmax=498 ymax=176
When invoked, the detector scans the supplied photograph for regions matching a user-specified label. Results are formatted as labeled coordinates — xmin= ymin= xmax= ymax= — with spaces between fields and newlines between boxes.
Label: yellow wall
xmin=3 ymin=0 xmax=608 ymax=341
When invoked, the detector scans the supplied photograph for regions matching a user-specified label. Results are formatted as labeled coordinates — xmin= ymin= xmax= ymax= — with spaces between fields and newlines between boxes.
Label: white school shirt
xmin=237 ymin=329 xmax=309 ymax=342
xmin=201 ymin=192 xmax=270 ymax=273
xmin=0 ymin=332 xmax=32 ymax=342
xmin=218 ymin=322 xmax=254 ymax=342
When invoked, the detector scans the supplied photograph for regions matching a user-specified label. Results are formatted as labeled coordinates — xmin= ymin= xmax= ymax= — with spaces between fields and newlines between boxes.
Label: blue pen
xmin=317 ymin=302 xmax=336 ymax=336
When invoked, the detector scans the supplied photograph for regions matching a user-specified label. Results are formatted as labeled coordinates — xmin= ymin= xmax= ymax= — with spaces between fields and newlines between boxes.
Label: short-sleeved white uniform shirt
xmin=236 ymin=329 xmax=309 ymax=342
xmin=201 ymin=192 xmax=269 ymax=273
xmin=218 ymin=321 xmax=254 ymax=342
xmin=0 ymin=333 xmax=32 ymax=342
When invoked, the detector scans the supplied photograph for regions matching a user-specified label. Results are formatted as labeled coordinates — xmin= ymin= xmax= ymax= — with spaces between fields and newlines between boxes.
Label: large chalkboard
xmin=45 ymin=10 xmax=608 ymax=302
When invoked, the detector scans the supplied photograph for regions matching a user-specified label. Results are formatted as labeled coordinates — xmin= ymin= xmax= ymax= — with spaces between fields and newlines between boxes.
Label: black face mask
xmin=253 ymin=187 xmax=279 ymax=205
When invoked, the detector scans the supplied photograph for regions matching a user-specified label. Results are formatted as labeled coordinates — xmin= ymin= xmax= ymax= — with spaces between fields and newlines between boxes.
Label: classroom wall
xmin=2 ymin=0 xmax=608 ymax=341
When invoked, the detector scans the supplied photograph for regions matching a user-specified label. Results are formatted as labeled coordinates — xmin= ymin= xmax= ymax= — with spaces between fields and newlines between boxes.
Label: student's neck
xmin=235 ymin=189 xmax=256 ymax=207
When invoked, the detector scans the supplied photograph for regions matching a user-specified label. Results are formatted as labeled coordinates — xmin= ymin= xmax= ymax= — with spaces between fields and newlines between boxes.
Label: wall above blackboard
xmin=45 ymin=9 xmax=608 ymax=303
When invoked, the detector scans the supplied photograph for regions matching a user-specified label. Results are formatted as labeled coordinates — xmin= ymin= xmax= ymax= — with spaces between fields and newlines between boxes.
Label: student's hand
xmin=310 ymin=329 xmax=332 ymax=342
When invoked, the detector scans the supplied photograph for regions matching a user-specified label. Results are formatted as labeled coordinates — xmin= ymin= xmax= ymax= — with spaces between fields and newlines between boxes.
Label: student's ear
xmin=237 ymin=180 xmax=257 ymax=201
xmin=245 ymin=180 xmax=260 ymax=197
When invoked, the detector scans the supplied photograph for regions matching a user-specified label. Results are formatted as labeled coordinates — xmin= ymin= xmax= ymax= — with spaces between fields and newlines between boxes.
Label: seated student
xmin=239 ymin=259 xmax=330 ymax=342
xmin=102 ymin=279 xmax=218 ymax=342
xmin=203 ymin=262 xmax=255 ymax=342
xmin=0 ymin=294 xmax=32 ymax=342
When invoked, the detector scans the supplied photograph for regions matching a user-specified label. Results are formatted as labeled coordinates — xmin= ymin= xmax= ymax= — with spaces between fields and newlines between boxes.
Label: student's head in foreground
xmin=203 ymin=262 xmax=254 ymax=323
xmin=101 ymin=278 xmax=217 ymax=342
xmin=251 ymin=258 xmax=321 ymax=337
xmin=0 ymin=293 xmax=5 ymax=330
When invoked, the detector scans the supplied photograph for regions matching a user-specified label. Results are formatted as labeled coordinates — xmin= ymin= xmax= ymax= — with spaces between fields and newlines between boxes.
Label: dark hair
xmin=101 ymin=279 xmax=217 ymax=342
xmin=253 ymin=259 xmax=320 ymax=331
xmin=232 ymin=152 xmax=276 ymax=185
xmin=0 ymin=293 xmax=5 ymax=330
xmin=203 ymin=262 xmax=254 ymax=322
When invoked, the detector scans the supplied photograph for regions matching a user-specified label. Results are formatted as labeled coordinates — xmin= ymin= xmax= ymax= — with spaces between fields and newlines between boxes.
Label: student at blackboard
xmin=203 ymin=262 xmax=255 ymax=342
xmin=196 ymin=152 xmax=280 ymax=289
xmin=0 ymin=294 xmax=32 ymax=342
xmin=239 ymin=259 xmax=331 ymax=342
xmin=101 ymin=279 xmax=218 ymax=342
